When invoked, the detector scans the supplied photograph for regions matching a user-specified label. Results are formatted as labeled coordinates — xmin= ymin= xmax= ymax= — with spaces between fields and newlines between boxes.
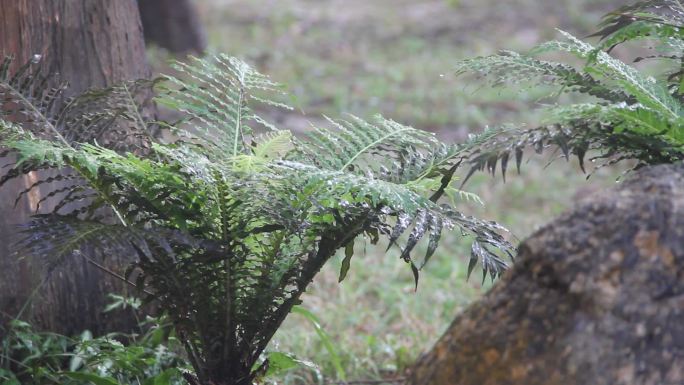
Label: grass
xmin=150 ymin=0 xmax=627 ymax=382
xmin=197 ymin=0 xmax=621 ymax=133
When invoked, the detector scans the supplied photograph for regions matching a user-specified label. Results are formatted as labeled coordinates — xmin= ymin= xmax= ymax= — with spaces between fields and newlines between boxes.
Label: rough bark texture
xmin=409 ymin=163 xmax=684 ymax=385
xmin=138 ymin=0 xmax=207 ymax=55
xmin=0 ymin=0 xmax=151 ymax=336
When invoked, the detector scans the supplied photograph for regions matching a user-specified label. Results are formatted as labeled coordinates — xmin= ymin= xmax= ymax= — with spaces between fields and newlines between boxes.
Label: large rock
xmin=408 ymin=164 xmax=684 ymax=385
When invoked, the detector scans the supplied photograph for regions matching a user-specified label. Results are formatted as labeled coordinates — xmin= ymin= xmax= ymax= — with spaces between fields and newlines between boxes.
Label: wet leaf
xmin=338 ymin=241 xmax=354 ymax=282
xmin=410 ymin=261 xmax=420 ymax=291
xmin=421 ymin=215 xmax=443 ymax=269
xmin=515 ymin=147 xmax=524 ymax=174
xmin=500 ymin=152 xmax=509 ymax=182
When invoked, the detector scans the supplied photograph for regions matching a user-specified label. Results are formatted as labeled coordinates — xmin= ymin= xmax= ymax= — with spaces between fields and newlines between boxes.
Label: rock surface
xmin=408 ymin=164 xmax=684 ymax=385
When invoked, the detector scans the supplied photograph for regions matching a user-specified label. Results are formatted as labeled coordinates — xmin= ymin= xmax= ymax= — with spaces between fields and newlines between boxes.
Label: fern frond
xmin=56 ymin=80 xmax=158 ymax=152
xmin=295 ymin=114 xmax=436 ymax=172
xmin=459 ymin=115 xmax=684 ymax=184
xmin=543 ymin=102 xmax=684 ymax=141
xmin=0 ymin=56 xmax=69 ymax=144
xmin=156 ymin=54 xmax=292 ymax=162
xmin=455 ymin=50 xmax=628 ymax=102
xmin=596 ymin=1 xmax=684 ymax=37
xmin=267 ymin=162 xmax=513 ymax=274
xmin=0 ymin=56 xmax=156 ymax=151
xmin=18 ymin=215 xmax=135 ymax=272
xmin=232 ymin=131 xmax=293 ymax=172
xmin=534 ymin=30 xmax=682 ymax=118
xmin=595 ymin=19 xmax=684 ymax=53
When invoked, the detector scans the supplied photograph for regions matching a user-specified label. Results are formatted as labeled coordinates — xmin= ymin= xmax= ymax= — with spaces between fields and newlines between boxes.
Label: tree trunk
xmin=0 ymin=0 xmax=152 ymax=336
xmin=138 ymin=0 xmax=207 ymax=55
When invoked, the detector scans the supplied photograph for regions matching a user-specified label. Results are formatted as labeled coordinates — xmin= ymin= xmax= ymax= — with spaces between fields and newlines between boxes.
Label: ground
xmin=151 ymin=0 xmax=625 ymax=382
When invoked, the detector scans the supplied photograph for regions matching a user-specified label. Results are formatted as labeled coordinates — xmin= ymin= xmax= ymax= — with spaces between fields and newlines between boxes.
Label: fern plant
xmin=451 ymin=0 xmax=684 ymax=180
xmin=0 ymin=55 xmax=513 ymax=385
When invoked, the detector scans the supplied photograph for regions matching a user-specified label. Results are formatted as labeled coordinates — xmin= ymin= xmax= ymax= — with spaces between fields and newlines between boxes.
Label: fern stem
xmin=252 ymin=217 xmax=368 ymax=362
xmin=233 ymin=86 xmax=244 ymax=160
xmin=80 ymin=251 xmax=153 ymax=295
xmin=212 ymin=170 xmax=235 ymax=362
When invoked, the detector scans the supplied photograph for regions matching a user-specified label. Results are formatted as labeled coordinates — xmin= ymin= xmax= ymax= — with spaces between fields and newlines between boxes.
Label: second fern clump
xmin=454 ymin=1 xmax=684 ymax=178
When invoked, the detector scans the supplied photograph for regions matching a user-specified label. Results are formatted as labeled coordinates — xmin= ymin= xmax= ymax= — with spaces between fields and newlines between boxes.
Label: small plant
xmin=0 ymin=316 xmax=186 ymax=385
xmin=453 ymin=0 xmax=684 ymax=178
xmin=0 ymin=55 xmax=512 ymax=384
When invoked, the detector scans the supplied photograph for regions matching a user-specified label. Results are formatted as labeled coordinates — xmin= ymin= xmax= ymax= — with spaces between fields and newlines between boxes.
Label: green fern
xmin=0 ymin=55 xmax=512 ymax=385
xmin=453 ymin=1 xmax=684 ymax=179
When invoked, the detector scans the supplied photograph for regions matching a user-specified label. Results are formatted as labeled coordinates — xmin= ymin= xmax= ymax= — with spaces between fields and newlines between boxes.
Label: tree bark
xmin=0 ymin=0 xmax=151 ymax=336
xmin=138 ymin=0 xmax=207 ymax=55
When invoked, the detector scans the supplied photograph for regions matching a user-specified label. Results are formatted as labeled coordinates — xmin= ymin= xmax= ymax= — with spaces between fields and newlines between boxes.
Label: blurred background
xmin=148 ymin=0 xmax=625 ymax=381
